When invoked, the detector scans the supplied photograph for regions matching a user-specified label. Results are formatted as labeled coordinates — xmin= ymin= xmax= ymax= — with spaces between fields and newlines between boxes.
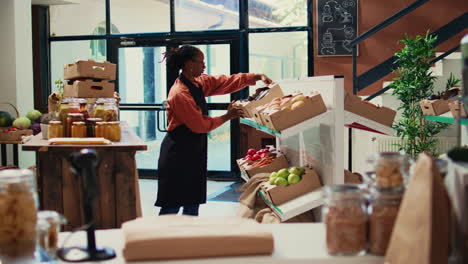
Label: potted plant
xmin=40 ymin=112 xmax=58 ymax=139
xmin=389 ymin=32 xmax=459 ymax=158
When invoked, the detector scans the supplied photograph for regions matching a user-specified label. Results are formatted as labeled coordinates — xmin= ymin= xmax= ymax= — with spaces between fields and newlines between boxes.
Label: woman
xmin=155 ymin=45 xmax=272 ymax=216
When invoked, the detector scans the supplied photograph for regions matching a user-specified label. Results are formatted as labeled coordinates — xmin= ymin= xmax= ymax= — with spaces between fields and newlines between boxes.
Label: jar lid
xmin=0 ymin=169 xmax=35 ymax=184
xmin=86 ymin=118 xmax=103 ymax=122
xmin=323 ymin=184 xmax=365 ymax=200
xmin=95 ymin=122 xmax=107 ymax=125
xmin=72 ymin=121 xmax=85 ymax=126
xmin=108 ymin=121 xmax=120 ymax=125
xmin=67 ymin=113 xmax=84 ymax=117
xmin=49 ymin=120 xmax=62 ymax=125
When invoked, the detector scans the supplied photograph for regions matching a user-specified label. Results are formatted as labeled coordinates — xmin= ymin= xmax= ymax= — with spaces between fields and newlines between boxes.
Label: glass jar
xmin=37 ymin=211 xmax=67 ymax=259
xmin=58 ymin=102 xmax=69 ymax=134
xmin=65 ymin=113 xmax=84 ymax=137
xmin=368 ymin=187 xmax=403 ymax=255
xmin=48 ymin=121 xmax=63 ymax=139
xmin=71 ymin=121 xmax=87 ymax=138
xmin=85 ymin=118 xmax=102 ymax=137
xmin=93 ymin=101 xmax=105 ymax=120
xmin=75 ymin=98 xmax=90 ymax=119
xmin=107 ymin=121 xmax=121 ymax=142
xmin=0 ymin=169 xmax=38 ymax=260
xmin=366 ymin=152 xmax=410 ymax=188
xmin=323 ymin=184 xmax=367 ymax=256
xmin=103 ymin=99 xmax=118 ymax=121
xmin=95 ymin=121 xmax=107 ymax=139
xmin=67 ymin=99 xmax=81 ymax=114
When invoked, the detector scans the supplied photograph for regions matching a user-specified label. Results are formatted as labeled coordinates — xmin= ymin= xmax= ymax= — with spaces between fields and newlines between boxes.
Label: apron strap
xmin=179 ymin=74 xmax=208 ymax=115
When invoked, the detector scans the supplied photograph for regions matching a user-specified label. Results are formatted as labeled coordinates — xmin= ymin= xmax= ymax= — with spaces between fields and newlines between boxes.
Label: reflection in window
xmin=175 ymin=0 xmax=239 ymax=31
xmin=249 ymin=0 xmax=307 ymax=28
xmin=249 ymin=32 xmax=307 ymax=82
xmin=208 ymin=110 xmax=231 ymax=171
xmin=90 ymin=22 xmax=120 ymax=61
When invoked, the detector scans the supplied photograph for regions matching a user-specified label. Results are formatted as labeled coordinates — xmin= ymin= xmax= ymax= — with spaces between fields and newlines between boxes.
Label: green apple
xmin=287 ymin=173 xmax=301 ymax=184
xmin=269 ymin=177 xmax=277 ymax=185
xmin=288 ymin=166 xmax=303 ymax=176
xmin=274 ymin=177 xmax=288 ymax=186
xmin=277 ymin=168 xmax=289 ymax=179
xmin=270 ymin=172 xmax=278 ymax=179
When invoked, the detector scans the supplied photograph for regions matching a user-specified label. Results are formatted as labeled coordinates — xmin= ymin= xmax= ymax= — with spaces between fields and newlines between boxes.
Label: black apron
xmin=155 ymin=74 xmax=208 ymax=207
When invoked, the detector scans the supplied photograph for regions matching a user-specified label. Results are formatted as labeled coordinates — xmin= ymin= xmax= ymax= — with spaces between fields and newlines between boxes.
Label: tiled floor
xmin=138 ymin=179 xmax=241 ymax=217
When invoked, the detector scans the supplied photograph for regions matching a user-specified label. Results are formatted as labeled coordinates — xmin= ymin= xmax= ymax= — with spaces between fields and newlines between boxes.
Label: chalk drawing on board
xmin=317 ymin=0 xmax=358 ymax=56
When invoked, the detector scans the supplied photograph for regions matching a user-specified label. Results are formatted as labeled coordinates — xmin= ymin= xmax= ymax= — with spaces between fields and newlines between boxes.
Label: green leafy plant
xmin=55 ymin=79 xmax=64 ymax=99
xmin=390 ymin=32 xmax=451 ymax=158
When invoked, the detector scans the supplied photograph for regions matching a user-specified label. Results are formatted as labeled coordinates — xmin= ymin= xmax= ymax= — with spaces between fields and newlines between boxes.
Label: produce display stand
xmin=22 ymin=122 xmax=147 ymax=230
xmin=425 ymin=111 xmax=468 ymax=146
xmin=241 ymin=76 xmax=400 ymax=220
xmin=241 ymin=76 xmax=345 ymax=221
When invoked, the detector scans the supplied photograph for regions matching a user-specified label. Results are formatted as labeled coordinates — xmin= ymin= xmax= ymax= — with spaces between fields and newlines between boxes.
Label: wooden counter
xmin=22 ymin=122 xmax=147 ymax=230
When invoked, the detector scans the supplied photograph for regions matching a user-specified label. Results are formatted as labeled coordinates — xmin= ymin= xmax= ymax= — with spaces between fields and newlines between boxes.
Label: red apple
xmin=247 ymin=149 xmax=256 ymax=156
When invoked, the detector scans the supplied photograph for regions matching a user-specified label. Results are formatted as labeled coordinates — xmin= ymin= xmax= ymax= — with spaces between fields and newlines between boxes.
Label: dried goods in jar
xmin=369 ymin=204 xmax=400 ymax=255
xmin=0 ymin=169 xmax=38 ymax=259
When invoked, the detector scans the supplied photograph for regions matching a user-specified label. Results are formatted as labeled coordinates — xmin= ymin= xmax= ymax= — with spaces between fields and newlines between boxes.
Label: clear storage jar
xmin=48 ymin=121 xmax=63 ymax=139
xmin=0 ymin=169 xmax=38 ymax=260
xmin=323 ymin=184 xmax=367 ymax=256
xmin=107 ymin=121 xmax=121 ymax=142
xmin=37 ymin=211 xmax=67 ymax=259
xmin=368 ymin=186 xmax=403 ymax=255
xmin=366 ymin=152 xmax=410 ymax=188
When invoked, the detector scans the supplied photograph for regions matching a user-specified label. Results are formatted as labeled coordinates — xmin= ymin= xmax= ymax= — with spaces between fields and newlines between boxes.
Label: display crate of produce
xmin=0 ymin=102 xmax=32 ymax=143
xmin=420 ymin=99 xmax=454 ymax=116
xmin=64 ymin=79 xmax=115 ymax=98
xmin=260 ymin=167 xmax=322 ymax=206
xmin=449 ymin=100 xmax=467 ymax=118
xmin=261 ymin=93 xmax=327 ymax=131
xmin=238 ymin=154 xmax=289 ymax=179
xmin=234 ymin=83 xmax=284 ymax=118
xmin=64 ymin=60 xmax=116 ymax=80
xmin=345 ymin=92 xmax=396 ymax=127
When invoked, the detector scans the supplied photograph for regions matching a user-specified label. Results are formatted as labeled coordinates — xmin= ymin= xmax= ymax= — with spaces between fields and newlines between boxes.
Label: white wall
xmin=0 ymin=0 xmax=36 ymax=168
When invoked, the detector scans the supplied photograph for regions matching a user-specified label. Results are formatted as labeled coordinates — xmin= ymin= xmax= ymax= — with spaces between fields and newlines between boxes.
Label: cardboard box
xmin=344 ymin=92 xmax=396 ymax=127
xmin=420 ymin=99 xmax=453 ymax=116
xmin=251 ymin=105 xmax=268 ymax=126
xmin=260 ymin=167 xmax=322 ymax=206
xmin=261 ymin=93 xmax=327 ymax=131
xmin=0 ymin=128 xmax=33 ymax=142
xmin=64 ymin=60 xmax=116 ymax=80
xmin=64 ymin=79 xmax=115 ymax=98
xmin=236 ymin=83 xmax=284 ymax=118
xmin=449 ymin=100 xmax=467 ymax=118
xmin=239 ymin=154 xmax=289 ymax=179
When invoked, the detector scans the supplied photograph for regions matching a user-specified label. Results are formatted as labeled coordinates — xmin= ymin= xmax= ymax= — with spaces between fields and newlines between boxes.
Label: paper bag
xmin=385 ymin=153 xmax=450 ymax=264
xmin=122 ymin=215 xmax=274 ymax=261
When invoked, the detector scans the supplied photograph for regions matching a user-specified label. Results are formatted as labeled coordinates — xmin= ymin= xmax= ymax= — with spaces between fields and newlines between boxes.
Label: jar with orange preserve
xmin=65 ymin=113 xmax=84 ymax=137
xmin=48 ymin=120 xmax=63 ymax=139
xmin=368 ymin=187 xmax=403 ymax=255
xmin=323 ymin=184 xmax=367 ymax=256
xmin=71 ymin=121 xmax=86 ymax=138
xmin=76 ymin=98 xmax=89 ymax=119
xmin=95 ymin=121 xmax=107 ymax=139
xmin=103 ymin=98 xmax=118 ymax=121
xmin=107 ymin=121 xmax=121 ymax=142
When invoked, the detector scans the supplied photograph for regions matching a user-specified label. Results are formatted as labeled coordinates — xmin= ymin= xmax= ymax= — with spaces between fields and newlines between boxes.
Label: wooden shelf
xmin=259 ymin=188 xmax=324 ymax=221
xmin=240 ymin=111 xmax=332 ymax=138
xmin=344 ymin=111 xmax=396 ymax=136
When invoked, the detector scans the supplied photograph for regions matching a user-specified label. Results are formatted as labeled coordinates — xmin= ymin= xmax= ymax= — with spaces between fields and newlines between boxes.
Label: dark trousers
xmin=159 ymin=204 xmax=200 ymax=216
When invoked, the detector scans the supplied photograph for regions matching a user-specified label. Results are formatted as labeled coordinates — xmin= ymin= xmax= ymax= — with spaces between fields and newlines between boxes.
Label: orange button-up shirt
xmin=165 ymin=73 xmax=257 ymax=133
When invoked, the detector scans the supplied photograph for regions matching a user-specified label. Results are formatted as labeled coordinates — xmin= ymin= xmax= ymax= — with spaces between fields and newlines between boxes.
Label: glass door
xmin=109 ymin=37 xmax=241 ymax=179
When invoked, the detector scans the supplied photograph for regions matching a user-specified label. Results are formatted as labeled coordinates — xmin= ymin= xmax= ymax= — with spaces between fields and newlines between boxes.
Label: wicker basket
xmin=0 ymin=102 xmax=33 ymax=143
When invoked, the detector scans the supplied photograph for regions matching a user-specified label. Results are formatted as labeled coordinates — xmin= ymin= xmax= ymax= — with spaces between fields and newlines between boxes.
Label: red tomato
xmin=252 ymin=154 xmax=261 ymax=161
xmin=247 ymin=149 xmax=256 ymax=156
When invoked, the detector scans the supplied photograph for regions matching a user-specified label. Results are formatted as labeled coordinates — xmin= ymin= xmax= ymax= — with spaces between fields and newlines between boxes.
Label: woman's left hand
xmin=255 ymin=74 xmax=273 ymax=85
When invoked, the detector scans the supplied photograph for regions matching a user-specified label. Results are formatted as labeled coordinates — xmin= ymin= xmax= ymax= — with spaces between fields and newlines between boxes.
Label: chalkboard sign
xmin=317 ymin=0 xmax=358 ymax=56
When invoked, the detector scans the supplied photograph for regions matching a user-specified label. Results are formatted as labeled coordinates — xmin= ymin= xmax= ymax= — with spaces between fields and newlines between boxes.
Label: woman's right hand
xmin=226 ymin=101 xmax=244 ymax=119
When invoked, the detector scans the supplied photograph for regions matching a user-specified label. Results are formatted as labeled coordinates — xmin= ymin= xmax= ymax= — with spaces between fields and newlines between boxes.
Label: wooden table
xmin=22 ymin=122 xmax=147 ymax=230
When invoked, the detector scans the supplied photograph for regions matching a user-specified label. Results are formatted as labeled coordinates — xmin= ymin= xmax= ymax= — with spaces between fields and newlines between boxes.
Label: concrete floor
xmin=138 ymin=179 xmax=240 ymax=216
